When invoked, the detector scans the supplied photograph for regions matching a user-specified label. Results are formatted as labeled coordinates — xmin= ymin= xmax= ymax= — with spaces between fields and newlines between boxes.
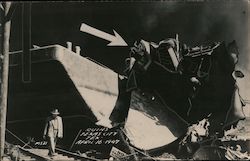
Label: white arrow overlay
xmin=80 ymin=23 xmax=128 ymax=46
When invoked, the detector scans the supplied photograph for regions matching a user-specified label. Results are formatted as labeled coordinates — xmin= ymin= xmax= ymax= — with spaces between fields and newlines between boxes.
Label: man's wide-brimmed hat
xmin=51 ymin=109 xmax=60 ymax=115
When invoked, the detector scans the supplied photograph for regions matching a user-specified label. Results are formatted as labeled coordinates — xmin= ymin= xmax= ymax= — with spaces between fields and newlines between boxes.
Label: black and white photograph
xmin=0 ymin=1 xmax=250 ymax=160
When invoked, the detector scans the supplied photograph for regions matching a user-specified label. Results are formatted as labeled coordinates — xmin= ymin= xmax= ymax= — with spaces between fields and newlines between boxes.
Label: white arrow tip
xmin=107 ymin=30 xmax=128 ymax=46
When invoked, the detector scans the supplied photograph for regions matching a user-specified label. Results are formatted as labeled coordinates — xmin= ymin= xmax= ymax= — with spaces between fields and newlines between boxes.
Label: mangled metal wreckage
xmin=7 ymin=36 xmax=248 ymax=159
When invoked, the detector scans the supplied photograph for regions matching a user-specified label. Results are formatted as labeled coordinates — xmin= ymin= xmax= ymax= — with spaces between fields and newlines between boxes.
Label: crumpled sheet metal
xmin=124 ymin=90 xmax=188 ymax=150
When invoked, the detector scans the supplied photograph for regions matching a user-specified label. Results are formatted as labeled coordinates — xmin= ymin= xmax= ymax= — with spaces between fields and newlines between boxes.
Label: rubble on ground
xmin=154 ymin=152 xmax=177 ymax=160
xmin=222 ymin=118 xmax=250 ymax=141
xmin=224 ymin=146 xmax=250 ymax=160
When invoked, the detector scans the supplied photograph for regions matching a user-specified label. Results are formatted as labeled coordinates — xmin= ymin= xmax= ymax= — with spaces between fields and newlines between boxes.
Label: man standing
xmin=43 ymin=109 xmax=63 ymax=157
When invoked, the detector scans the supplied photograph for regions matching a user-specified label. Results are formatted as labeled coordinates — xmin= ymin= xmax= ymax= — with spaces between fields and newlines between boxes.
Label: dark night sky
xmin=9 ymin=1 xmax=250 ymax=97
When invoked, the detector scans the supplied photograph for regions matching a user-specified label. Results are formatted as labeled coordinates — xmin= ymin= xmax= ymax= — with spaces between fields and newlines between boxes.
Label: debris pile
xmin=223 ymin=118 xmax=250 ymax=141
xmin=151 ymin=152 xmax=177 ymax=160
xmin=220 ymin=118 xmax=250 ymax=160
xmin=224 ymin=146 xmax=250 ymax=160
xmin=180 ymin=118 xmax=210 ymax=144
